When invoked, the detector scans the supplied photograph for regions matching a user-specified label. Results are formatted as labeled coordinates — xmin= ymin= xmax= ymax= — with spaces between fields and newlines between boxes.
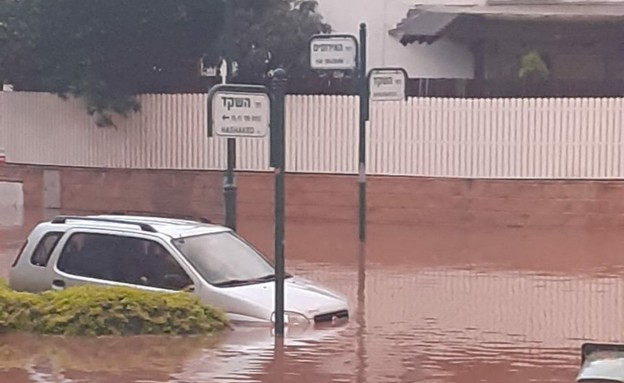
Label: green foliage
xmin=0 ymin=283 xmax=229 ymax=336
xmin=518 ymin=51 xmax=549 ymax=81
xmin=209 ymin=0 xmax=331 ymax=84
xmin=0 ymin=0 xmax=332 ymax=126
xmin=0 ymin=0 xmax=225 ymax=126
xmin=0 ymin=286 xmax=40 ymax=333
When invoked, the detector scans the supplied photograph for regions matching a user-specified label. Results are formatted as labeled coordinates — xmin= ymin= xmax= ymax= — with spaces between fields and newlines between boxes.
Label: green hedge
xmin=0 ymin=284 xmax=40 ymax=333
xmin=0 ymin=282 xmax=229 ymax=336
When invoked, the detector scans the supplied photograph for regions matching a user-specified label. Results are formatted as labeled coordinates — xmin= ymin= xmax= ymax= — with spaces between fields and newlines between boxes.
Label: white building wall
xmin=315 ymin=0 xmax=479 ymax=79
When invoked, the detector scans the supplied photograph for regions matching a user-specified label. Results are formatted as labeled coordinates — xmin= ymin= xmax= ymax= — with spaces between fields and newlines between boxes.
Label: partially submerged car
xmin=577 ymin=343 xmax=624 ymax=382
xmin=9 ymin=214 xmax=349 ymax=326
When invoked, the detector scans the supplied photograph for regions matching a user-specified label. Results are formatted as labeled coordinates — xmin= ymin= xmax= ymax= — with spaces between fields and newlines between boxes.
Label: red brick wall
xmin=59 ymin=167 xmax=225 ymax=220
xmin=367 ymin=177 xmax=624 ymax=228
xmin=0 ymin=165 xmax=44 ymax=208
xmin=3 ymin=163 xmax=624 ymax=228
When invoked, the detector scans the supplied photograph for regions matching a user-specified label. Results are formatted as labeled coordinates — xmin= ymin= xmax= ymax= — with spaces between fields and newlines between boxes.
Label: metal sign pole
xmin=358 ymin=23 xmax=368 ymax=242
xmin=223 ymin=0 xmax=237 ymax=231
xmin=270 ymin=68 xmax=288 ymax=337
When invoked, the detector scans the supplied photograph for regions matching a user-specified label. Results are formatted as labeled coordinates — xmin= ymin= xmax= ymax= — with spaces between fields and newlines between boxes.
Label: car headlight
xmin=270 ymin=311 xmax=310 ymax=326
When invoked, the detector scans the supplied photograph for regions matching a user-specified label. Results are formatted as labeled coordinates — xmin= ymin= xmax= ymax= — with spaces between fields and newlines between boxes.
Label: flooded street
xmin=2 ymin=209 xmax=624 ymax=382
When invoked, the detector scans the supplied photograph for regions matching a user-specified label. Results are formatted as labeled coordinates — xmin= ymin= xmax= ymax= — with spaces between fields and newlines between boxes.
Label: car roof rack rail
xmin=50 ymin=215 xmax=158 ymax=233
xmin=109 ymin=210 xmax=212 ymax=224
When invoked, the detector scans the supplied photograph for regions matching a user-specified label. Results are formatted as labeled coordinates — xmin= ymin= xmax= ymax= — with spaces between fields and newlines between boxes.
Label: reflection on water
xmin=356 ymin=243 xmax=367 ymax=383
xmin=0 ymin=333 xmax=220 ymax=381
xmin=0 ymin=326 xmax=354 ymax=383
xmin=1 ymin=211 xmax=623 ymax=382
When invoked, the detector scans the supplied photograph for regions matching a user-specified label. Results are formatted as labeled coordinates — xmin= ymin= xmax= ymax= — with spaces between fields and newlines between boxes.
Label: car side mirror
xmin=164 ymin=274 xmax=193 ymax=291
xmin=182 ymin=284 xmax=195 ymax=293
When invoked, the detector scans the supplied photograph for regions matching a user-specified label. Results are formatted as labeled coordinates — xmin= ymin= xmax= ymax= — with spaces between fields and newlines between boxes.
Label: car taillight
xmin=11 ymin=241 xmax=28 ymax=267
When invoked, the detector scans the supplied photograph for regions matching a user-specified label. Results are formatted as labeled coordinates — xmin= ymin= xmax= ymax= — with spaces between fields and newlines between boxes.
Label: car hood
xmin=221 ymin=276 xmax=348 ymax=320
xmin=577 ymin=358 xmax=624 ymax=382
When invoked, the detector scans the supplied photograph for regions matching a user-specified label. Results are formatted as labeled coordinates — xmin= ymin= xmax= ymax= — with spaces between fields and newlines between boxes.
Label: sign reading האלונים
xmin=309 ymin=35 xmax=358 ymax=71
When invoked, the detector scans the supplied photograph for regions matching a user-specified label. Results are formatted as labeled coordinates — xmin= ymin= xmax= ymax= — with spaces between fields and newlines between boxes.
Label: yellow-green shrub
xmin=0 ymin=282 xmax=228 ymax=336
xmin=0 ymin=288 xmax=39 ymax=333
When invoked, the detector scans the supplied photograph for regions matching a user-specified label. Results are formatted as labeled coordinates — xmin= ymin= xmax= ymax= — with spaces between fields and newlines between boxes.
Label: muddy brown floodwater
xmin=2 ymin=208 xmax=624 ymax=382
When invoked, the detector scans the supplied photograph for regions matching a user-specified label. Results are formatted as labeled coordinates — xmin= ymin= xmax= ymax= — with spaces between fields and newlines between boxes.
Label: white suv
xmin=9 ymin=214 xmax=349 ymax=326
xmin=576 ymin=343 xmax=624 ymax=382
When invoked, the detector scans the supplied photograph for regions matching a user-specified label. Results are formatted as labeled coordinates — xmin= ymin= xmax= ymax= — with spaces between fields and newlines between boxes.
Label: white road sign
xmin=369 ymin=68 xmax=407 ymax=102
xmin=310 ymin=35 xmax=357 ymax=71
xmin=210 ymin=91 xmax=270 ymax=138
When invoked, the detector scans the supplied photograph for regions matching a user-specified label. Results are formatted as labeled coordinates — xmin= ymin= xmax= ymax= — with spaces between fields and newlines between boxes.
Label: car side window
xmin=30 ymin=232 xmax=63 ymax=267
xmin=57 ymin=233 xmax=193 ymax=291
xmin=11 ymin=240 xmax=29 ymax=267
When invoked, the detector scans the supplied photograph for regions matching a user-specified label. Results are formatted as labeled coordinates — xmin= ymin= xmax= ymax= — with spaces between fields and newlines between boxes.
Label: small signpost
xmin=207 ymin=84 xmax=271 ymax=232
xmin=309 ymin=27 xmax=367 ymax=242
xmin=210 ymin=0 xmax=286 ymax=339
xmin=207 ymin=85 xmax=271 ymax=138
xmin=368 ymin=68 xmax=407 ymax=102
xmin=206 ymin=76 xmax=289 ymax=339
xmin=309 ymin=35 xmax=358 ymax=71
xmin=309 ymin=27 xmax=409 ymax=243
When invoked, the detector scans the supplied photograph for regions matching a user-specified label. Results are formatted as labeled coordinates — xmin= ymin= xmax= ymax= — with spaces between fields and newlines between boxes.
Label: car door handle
xmin=52 ymin=279 xmax=66 ymax=290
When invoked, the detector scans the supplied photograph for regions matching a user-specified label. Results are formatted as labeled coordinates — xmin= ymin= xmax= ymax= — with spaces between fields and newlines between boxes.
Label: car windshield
xmin=172 ymin=231 xmax=280 ymax=287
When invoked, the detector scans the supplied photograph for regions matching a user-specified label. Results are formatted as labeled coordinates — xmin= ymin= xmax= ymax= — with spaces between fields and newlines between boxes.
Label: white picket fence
xmin=2 ymin=92 xmax=624 ymax=179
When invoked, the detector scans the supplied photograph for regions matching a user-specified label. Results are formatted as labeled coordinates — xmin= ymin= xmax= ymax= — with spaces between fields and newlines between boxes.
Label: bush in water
xmin=0 ymin=281 xmax=229 ymax=336
xmin=0 ymin=282 xmax=40 ymax=333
